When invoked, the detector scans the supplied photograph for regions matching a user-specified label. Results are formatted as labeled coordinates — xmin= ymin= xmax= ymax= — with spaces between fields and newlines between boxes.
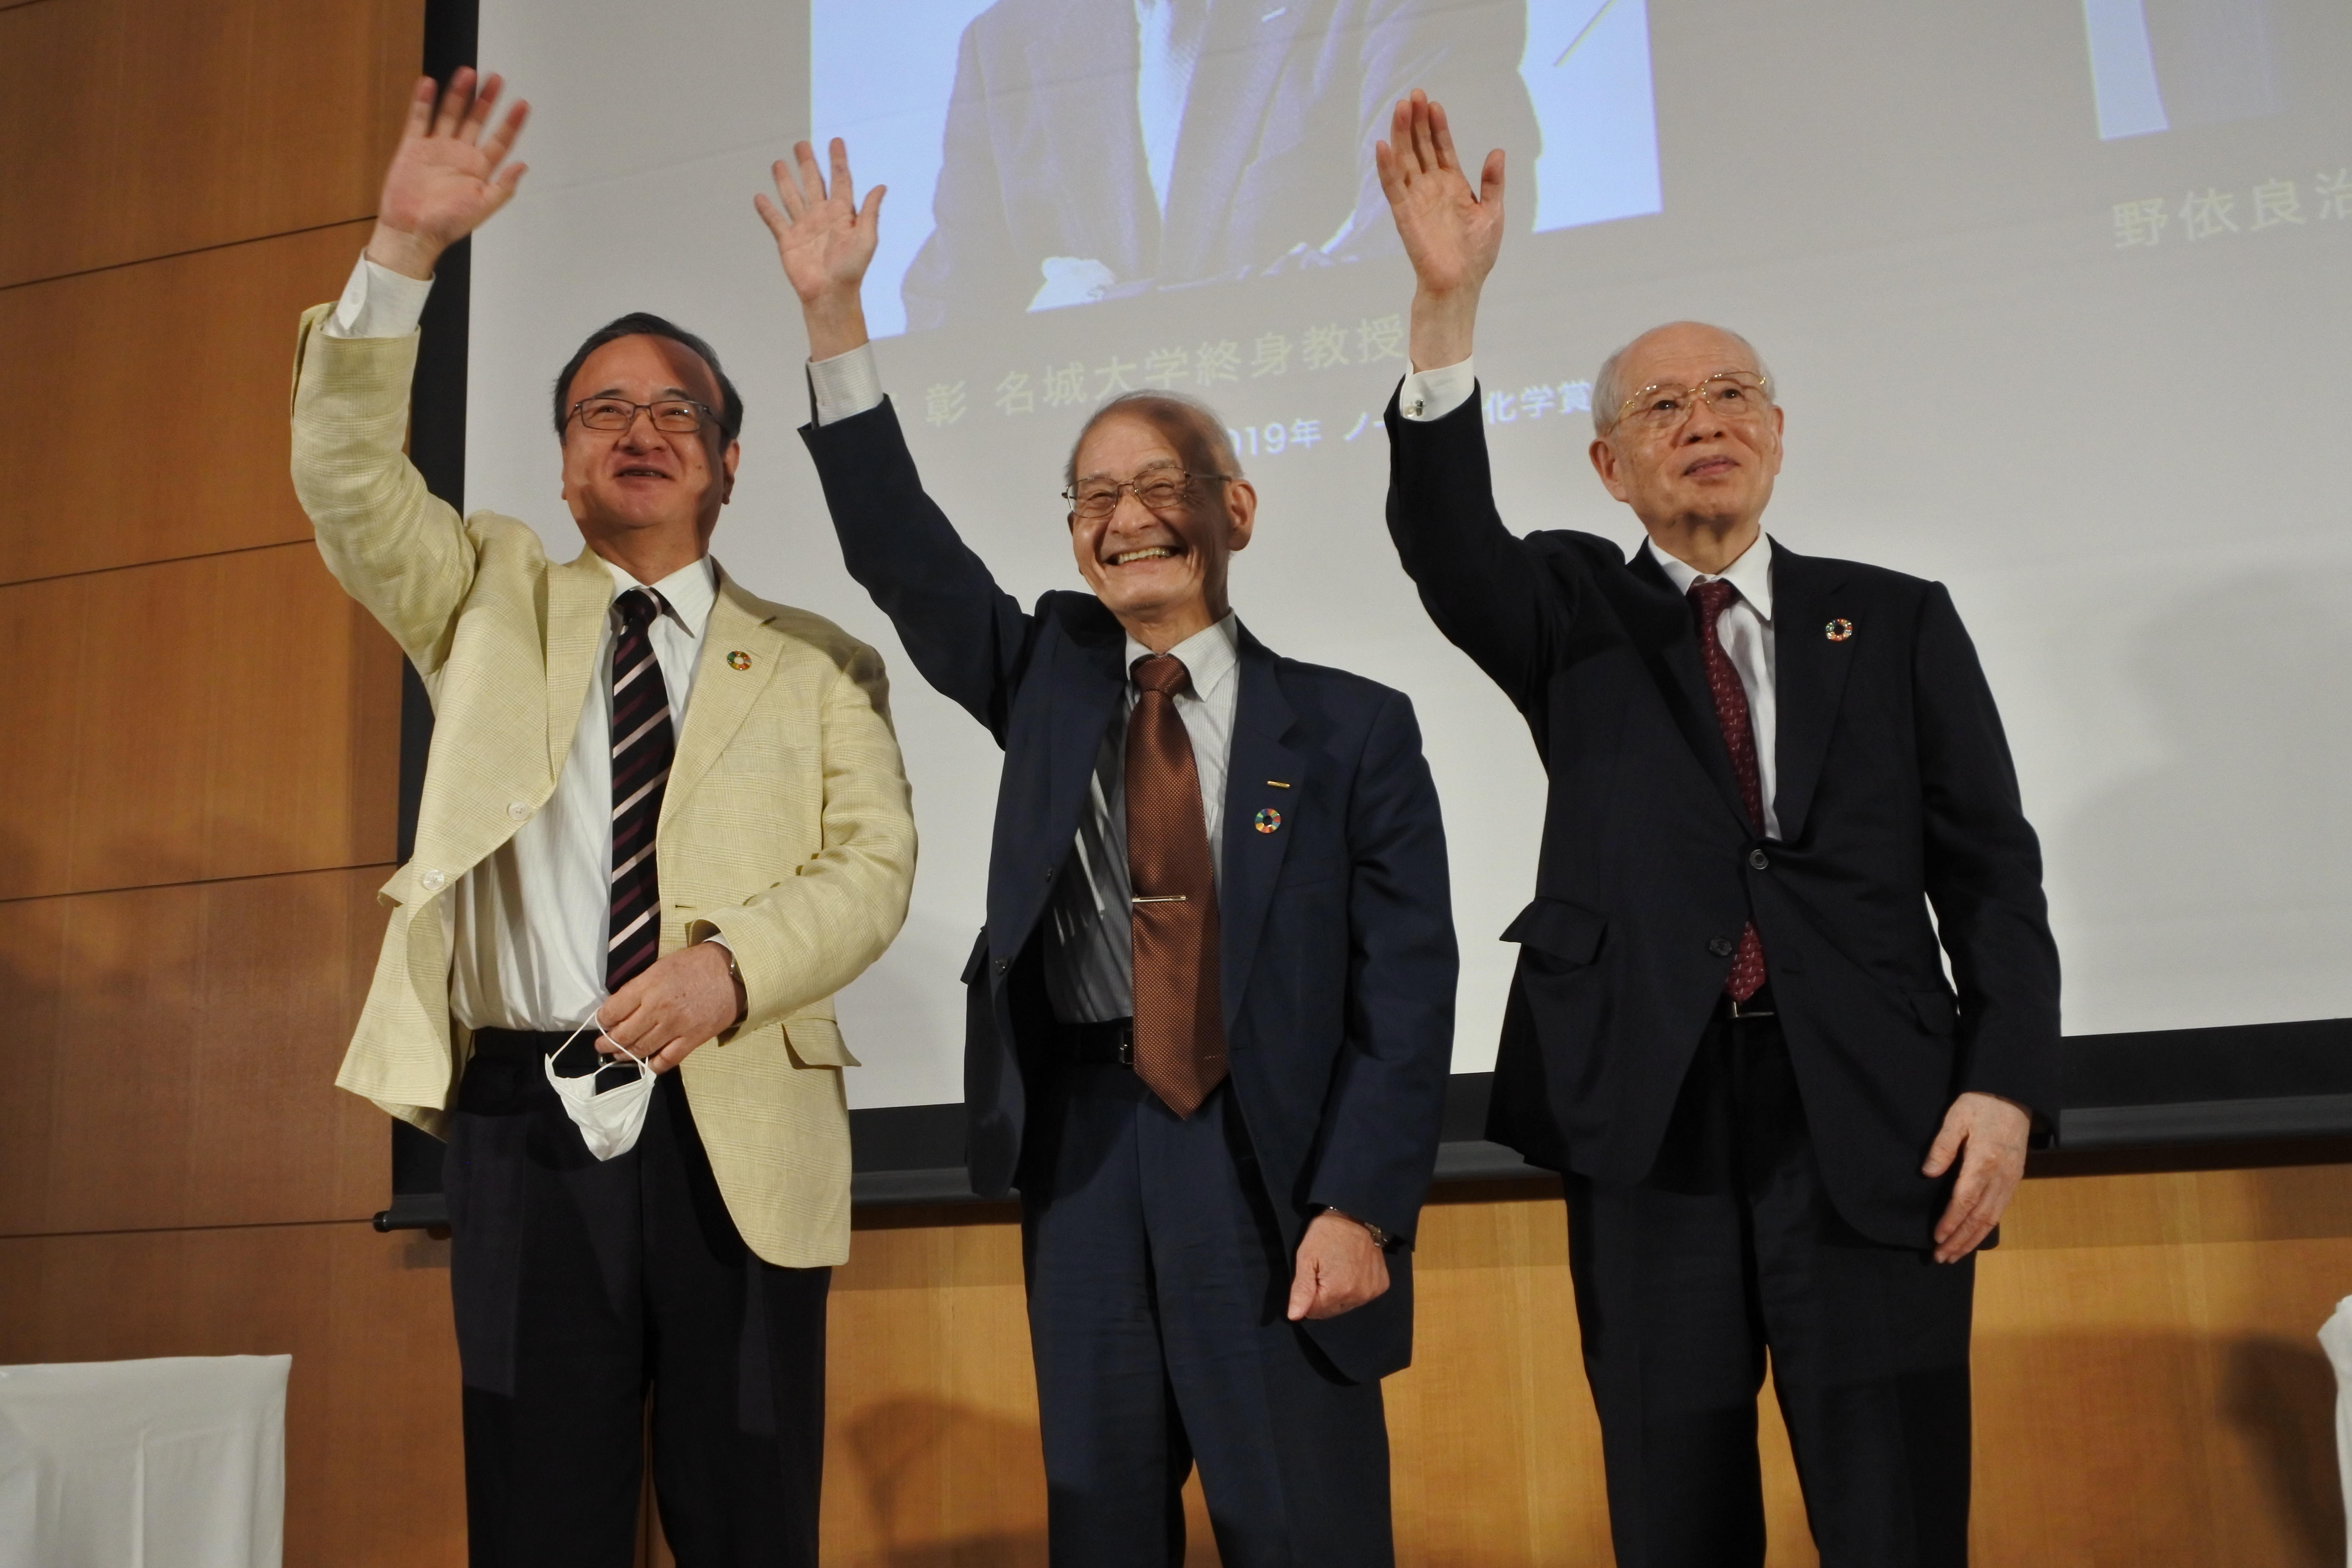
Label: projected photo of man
xmin=900 ymin=0 xmax=1541 ymax=329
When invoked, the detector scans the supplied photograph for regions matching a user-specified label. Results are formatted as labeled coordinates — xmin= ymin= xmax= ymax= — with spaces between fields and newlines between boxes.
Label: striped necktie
xmin=607 ymin=588 xmax=675 ymax=991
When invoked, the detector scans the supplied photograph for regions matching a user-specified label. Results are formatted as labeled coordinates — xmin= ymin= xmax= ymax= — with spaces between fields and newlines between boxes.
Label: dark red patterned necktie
xmin=1689 ymin=580 xmax=1768 ymax=1002
xmin=607 ymin=588 xmax=675 ymax=991
xmin=1125 ymin=654 xmax=1228 ymax=1117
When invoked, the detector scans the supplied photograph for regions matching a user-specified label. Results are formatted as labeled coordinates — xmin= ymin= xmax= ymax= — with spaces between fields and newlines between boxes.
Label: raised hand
xmin=368 ymin=69 xmax=529 ymax=281
xmin=755 ymin=138 xmax=884 ymax=360
xmin=1375 ymin=89 xmax=1505 ymax=370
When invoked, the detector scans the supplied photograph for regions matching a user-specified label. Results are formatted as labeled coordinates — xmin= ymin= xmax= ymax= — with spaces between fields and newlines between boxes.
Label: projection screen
xmin=463 ymin=0 xmax=2352 ymax=1110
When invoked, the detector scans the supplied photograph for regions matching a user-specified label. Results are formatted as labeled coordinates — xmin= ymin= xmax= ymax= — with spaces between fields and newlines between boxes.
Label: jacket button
xmin=508 ymin=801 xmax=531 ymax=821
xmin=1748 ymin=848 xmax=1770 ymax=871
xmin=419 ymin=868 xmax=446 ymax=892
xmin=1043 ymin=867 xmax=1055 ymax=882
xmin=993 ymin=958 xmax=1009 ymax=974
xmin=1707 ymin=936 xmax=1735 ymax=957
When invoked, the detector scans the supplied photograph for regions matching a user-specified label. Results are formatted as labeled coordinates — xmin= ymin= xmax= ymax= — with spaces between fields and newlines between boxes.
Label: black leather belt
xmin=1059 ymin=1018 xmax=1136 ymax=1067
xmin=1716 ymin=987 xmax=1778 ymax=1021
xmin=469 ymin=1026 xmax=578 ymax=1059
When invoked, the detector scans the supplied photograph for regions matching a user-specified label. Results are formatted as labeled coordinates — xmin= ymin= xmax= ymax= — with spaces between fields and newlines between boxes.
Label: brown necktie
xmin=1689 ymin=580 xmax=1769 ymax=1002
xmin=1125 ymin=654 xmax=1228 ymax=1116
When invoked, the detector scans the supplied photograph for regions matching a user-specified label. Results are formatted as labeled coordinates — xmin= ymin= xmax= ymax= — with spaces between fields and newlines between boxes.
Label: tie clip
xmin=1131 ymin=894 xmax=1188 ymax=904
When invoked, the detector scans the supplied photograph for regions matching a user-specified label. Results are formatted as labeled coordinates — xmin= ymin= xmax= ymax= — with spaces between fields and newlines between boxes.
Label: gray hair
xmin=1064 ymin=389 xmax=1244 ymax=488
xmin=1590 ymin=322 xmax=1775 ymax=436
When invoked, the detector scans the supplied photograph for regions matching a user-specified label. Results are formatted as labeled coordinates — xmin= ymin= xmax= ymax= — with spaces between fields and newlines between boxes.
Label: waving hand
xmin=1376 ymin=90 xmax=1505 ymax=370
xmin=756 ymin=138 xmax=885 ymax=360
xmin=368 ymin=69 xmax=529 ymax=281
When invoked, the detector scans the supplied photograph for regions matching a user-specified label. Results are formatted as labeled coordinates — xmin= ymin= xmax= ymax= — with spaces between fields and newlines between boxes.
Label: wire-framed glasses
xmin=1060 ymin=468 xmax=1229 ymax=522
xmin=1612 ymin=372 xmax=1773 ymax=433
xmin=567 ymin=397 xmax=721 ymax=434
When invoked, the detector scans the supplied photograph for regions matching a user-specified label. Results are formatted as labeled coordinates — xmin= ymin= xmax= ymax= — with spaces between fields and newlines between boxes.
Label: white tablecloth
xmin=0 ymin=1355 xmax=289 ymax=1568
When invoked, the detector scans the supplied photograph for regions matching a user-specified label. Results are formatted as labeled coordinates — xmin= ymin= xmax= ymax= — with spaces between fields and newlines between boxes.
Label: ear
xmin=1223 ymin=476 xmax=1258 ymax=552
xmin=721 ymin=438 xmax=741 ymax=503
xmin=1589 ymin=436 xmax=1633 ymax=504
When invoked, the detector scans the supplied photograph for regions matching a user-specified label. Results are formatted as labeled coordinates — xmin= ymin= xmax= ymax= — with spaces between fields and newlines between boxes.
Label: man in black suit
xmin=760 ymin=140 xmax=1458 ymax=1566
xmin=901 ymin=0 xmax=1538 ymax=328
xmin=1373 ymin=94 xmax=2061 ymax=1566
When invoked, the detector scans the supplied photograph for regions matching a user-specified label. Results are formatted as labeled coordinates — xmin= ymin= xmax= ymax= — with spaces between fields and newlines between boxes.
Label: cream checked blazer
xmin=289 ymin=305 xmax=917 ymax=1267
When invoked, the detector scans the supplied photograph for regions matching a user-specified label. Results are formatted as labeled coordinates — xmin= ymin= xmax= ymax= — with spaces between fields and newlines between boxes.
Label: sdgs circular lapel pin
xmin=1253 ymin=807 xmax=1283 ymax=834
xmin=727 ymin=650 xmax=753 ymax=670
xmin=1824 ymin=618 xmax=1856 ymax=642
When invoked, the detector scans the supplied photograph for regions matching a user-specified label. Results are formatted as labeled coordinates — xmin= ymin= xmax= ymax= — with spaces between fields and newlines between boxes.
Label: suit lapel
xmin=661 ymin=571 xmax=783 ymax=832
xmin=1042 ymin=606 xmax=1129 ymax=882
xmin=1613 ymin=547 xmax=1752 ymax=828
xmin=1218 ymin=628 xmax=1303 ymax=1032
xmin=1767 ymin=542 xmax=1855 ymax=844
xmin=546 ymin=552 xmax=615 ymax=778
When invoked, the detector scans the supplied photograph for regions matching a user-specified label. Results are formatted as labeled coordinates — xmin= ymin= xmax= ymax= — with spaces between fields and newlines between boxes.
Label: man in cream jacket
xmin=290 ymin=71 xmax=915 ymax=1568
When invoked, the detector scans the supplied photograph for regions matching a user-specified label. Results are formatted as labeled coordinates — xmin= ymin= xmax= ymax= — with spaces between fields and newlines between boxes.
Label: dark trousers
xmin=445 ymin=1031 xmax=830 ymax=1568
xmin=1020 ymin=1065 xmax=1394 ymax=1568
xmin=1565 ymin=1006 xmax=1975 ymax=1568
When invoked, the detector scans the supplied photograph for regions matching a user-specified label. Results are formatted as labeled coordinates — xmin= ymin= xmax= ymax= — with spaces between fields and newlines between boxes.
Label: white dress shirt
xmin=325 ymin=253 xmax=726 ymax=1030
xmin=1134 ymin=0 xmax=1206 ymax=214
xmin=1401 ymin=354 xmax=1782 ymax=839
xmin=808 ymin=343 xmax=1240 ymax=1019
xmin=1043 ymin=615 xmax=1239 ymax=1022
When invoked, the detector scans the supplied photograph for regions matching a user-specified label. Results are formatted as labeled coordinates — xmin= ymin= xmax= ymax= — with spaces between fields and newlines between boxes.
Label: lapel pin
xmin=1824 ymin=618 xmax=1855 ymax=642
xmin=1265 ymin=779 xmax=1291 ymax=789
xmin=727 ymin=650 xmax=752 ymax=670
xmin=1254 ymin=808 xmax=1283 ymax=834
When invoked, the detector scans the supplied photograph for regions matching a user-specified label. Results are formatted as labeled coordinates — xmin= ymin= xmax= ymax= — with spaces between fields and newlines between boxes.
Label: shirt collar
xmin=1125 ymin=612 xmax=1241 ymax=701
xmin=1644 ymin=532 xmax=1775 ymax=623
xmin=604 ymin=554 xmax=719 ymax=639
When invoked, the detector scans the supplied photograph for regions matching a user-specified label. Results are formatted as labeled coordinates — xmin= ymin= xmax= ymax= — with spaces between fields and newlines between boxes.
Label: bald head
xmin=1590 ymin=322 xmax=1773 ymax=436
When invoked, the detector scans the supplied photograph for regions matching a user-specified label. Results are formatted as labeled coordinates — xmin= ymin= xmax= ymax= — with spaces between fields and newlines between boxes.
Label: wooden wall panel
xmin=0 ymin=1221 xmax=465 ymax=1568
xmin=0 ymin=864 xmax=390 ymax=1237
xmin=0 ymin=220 xmax=376 ymax=585
xmin=0 ymin=541 xmax=401 ymax=901
xmin=819 ymin=1166 xmax=2352 ymax=1568
xmin=0 ymin=0 xmax=421 ymax=287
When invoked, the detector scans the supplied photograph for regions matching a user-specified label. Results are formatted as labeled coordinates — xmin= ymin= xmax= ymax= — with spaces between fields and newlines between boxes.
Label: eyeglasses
xmin=566 ymin=397 xmax=721 ymax=435
xmin=1060 ymin=468 xmax=1229 ymax=522
xmin=1612 ymin=372 xmax=1773 ymax=433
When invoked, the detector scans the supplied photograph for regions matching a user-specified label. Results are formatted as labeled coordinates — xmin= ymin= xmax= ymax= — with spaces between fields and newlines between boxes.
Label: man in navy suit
xmin=1374 ymin=95 xmax=2061 ymax=1566
xmin=760 ymin=141 xmax=1458 ymax=1566
xmin=901 ymin=0 xmax=1538 ymax=327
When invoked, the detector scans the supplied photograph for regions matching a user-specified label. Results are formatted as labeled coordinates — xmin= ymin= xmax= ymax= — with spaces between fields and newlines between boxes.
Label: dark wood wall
xmin=4 ymin=4 xmax=2349 ymax=1564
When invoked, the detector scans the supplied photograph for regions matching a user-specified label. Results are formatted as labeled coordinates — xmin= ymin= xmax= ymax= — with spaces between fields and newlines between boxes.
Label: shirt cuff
xmin=324 ymin=253 xmax=434 ymax=340
xmin=1399 ymin=358 xmax=1477 ymax=422
xmin=808 ymin=342 xmax=885 ymax=425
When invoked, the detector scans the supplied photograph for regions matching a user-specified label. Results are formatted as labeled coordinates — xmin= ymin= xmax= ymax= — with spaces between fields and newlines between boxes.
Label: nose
xmin=616 ymin=406 xmax=662 ymax=449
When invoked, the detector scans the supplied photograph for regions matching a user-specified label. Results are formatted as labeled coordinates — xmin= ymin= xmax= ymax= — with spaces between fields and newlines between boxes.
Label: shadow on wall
xmin=839 ymin=1396 xmax=1050 ymax=1567
xmin=2056 ymin=574 xmax=2352 ymax=1023
xmin=1977 ymin=1327 xmax=2344 ymax=1566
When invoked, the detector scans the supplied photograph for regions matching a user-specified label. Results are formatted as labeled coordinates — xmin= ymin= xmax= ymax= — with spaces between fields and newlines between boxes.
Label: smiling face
xmin=558 ymin=334 xmax=739 ymax=568
xmin=1589 ymin=322 xmax=1784 ymax=560
xmin=1067 ymin=410 xmax=1256 ymax=650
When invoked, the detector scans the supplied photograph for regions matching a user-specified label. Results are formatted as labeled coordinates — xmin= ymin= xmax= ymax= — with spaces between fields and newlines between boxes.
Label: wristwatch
xmin=1323 ymin=1206 xmax=1396 ymax=1250
xmin=700 ymin=936 xmax=748 ymax=1031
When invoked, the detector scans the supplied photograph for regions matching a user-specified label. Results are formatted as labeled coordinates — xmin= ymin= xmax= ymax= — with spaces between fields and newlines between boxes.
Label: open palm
xmin=755 ymin=139 xmax=883 ymax=307
xmin=1376 ymin=90 xmax=1504 ymax=298
xmin=376 ymin=69 xmax=528 ymax=259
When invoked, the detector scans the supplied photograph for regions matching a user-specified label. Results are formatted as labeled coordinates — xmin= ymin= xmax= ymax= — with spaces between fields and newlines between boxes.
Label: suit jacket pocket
xmin=783 ymin=1017 xmax=860 ymax=1069
xmin=1909 ymin=989 xmax=1959 ymax=1038
xmin=1502 ymin=897 xmax=1609 ymax=968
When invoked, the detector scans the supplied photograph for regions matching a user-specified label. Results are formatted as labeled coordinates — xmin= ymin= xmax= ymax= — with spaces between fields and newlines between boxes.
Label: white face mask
xmin=542 ymin=1014 xmax=654 ymax=1162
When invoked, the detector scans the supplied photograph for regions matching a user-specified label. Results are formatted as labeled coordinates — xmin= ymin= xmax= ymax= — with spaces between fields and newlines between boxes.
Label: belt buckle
xmin=1727 ymin=995 xmax=1775 ymax=1020
xmin=1116 ymin=1028 xmax=1134 ymax=1068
